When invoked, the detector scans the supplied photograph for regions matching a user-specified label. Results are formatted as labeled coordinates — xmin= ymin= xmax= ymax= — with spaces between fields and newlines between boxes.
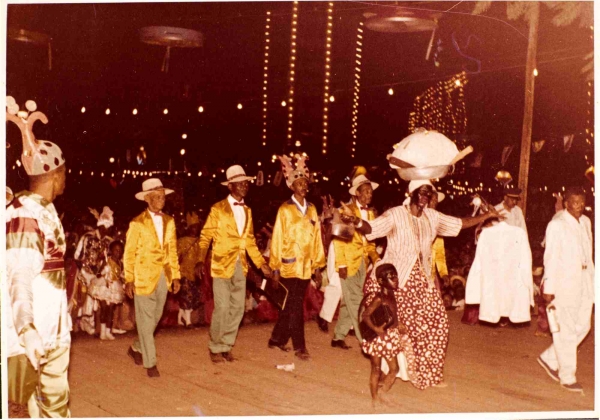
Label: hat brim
xmin=505 ymin=193 xmax=521 ymax=198
xmin=349 ymin=181 xmax=379 ymax=196
xmin=221 ymin=175 xmax=255 ymax=186
xmin=135 ymin=188 xmax=174 ymax=201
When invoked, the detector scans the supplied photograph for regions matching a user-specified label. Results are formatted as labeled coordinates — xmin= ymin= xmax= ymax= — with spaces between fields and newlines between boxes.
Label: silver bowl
xmin=395 ymin=165 xmax=452 ymax=181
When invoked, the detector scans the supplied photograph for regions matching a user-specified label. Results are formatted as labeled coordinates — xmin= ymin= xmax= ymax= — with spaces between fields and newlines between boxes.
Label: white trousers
xmin=319 ymin=273 xmax=341 ymax=322
xmin=320 ymin=242 xmax=342 ymax=322
xmin=540 ymin=298 xmax=593 ymax=385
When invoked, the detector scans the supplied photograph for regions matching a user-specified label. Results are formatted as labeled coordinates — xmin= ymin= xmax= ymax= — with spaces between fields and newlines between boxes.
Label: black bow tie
xmin=151 ymin=211 xmax=163 ymax=216
xmin=360 ymin=206 xmax=369 ymax=211
xmin=233 ymin=201 xmax=245 ymax=206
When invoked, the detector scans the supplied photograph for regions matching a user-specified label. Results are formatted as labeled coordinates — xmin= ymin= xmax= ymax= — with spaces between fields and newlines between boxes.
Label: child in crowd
xmin=360 ymin=264 xmax=408 ymax=405
xmin=96 ymin=240 xmax=126 ymax=339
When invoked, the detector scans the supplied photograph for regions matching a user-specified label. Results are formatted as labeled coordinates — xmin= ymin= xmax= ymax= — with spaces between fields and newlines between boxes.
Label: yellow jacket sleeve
xmin=366 ymin=240 xmax=380 ymax=266
xmin=198 ymin=206 xmax=218 ymax=265
xmin=432 ymin=237 xmax=448 ymax=278
xmin=123 ymin=220 xmax=141 ymax=284
xmin=269 ymin=207 xmax=284 ymax=272
xmin=165 ymin=218 xmax=181 ymax=290
xmin=311 ymin=219 xmax=326 ymax=271
xmin=245 ymin=212 xmax=267 ymax=269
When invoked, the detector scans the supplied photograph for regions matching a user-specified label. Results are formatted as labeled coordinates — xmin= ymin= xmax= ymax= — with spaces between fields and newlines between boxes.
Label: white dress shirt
xmin=292 ymin=195 xmax=307 ymax=215
xmin=148 ymin=209 xmax=164 ymax=246
xmin=227 ymin=194 xmax=246 ymax=236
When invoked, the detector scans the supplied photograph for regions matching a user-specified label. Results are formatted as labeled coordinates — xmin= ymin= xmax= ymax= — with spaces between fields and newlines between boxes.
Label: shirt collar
xmin=17 ymin=190 xmax=52 ymax=208
xmin=147 ymin=208 xmax=163 ymax=218
xmin=227 ymin=194 xmax=245 ymax=206
xmin=291 ymin=195 xmax=307 ymax=213
xmin=563 ymin=209 xmax=583 ymax=226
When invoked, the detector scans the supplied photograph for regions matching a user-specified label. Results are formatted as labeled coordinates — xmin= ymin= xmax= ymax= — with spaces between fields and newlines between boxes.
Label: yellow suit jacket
xmin=333 ymin=200 xmax=379 ymax=277
xmin=198 ymin=199 xmax=266 ymax=279
xmin=124 ymin=209 xmax=181 ymax=296
xmin=270 ymin=199 xmax=326 ymax=280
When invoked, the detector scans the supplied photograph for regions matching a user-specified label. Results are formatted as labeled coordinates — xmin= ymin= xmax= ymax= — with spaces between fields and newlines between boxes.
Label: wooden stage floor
xmin=67 ymin=311 xmax=595 ymax=417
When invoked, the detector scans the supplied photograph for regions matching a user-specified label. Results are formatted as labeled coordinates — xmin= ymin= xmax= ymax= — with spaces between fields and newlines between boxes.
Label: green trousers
xmin=334 ymin=260 xmax=366 ymax=342
xmin=209 ymin=260 xmax=246 ymax=354
xmin=133 ymin=272 xmax=168 ymax=368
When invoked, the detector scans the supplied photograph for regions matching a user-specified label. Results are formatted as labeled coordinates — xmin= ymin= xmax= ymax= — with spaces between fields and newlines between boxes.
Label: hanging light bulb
xmin=81 ymin=107 xmax=86 ymax=113
xmin=105 ymin=108 xmax=110 ymax=115
xmin=237 ymin=103 xmax=243 ymax=110
xmin=182 ymin=134 xmax=187 ymax=139
xmin=133 ymin=108 xmax=138 ymax=115
xmin=198 ymin=106 xmax=204 ymax=113
xmin=180 ymin=149 xmax=186 ymax=155
xmin=163 ymin=108 xmax=169 ymax=115
xmin=388 ymin=88 xmax=394 ymax=95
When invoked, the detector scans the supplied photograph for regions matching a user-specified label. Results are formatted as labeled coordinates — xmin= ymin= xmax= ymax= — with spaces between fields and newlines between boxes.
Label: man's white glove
xmin=22 ymin=328 xmax=46 ymax=370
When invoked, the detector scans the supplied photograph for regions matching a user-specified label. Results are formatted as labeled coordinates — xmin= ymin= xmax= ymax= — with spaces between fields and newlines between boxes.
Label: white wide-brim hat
xmin=135 ymin=178 xmax=174 ymax=201
xmin=349 ymin=174 xmax=379 ymax=196
xmin=221 ymin=165 xmax=255 ymax=186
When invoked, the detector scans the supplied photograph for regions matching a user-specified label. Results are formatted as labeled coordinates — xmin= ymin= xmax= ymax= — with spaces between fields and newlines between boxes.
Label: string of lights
xmin=350 ymin=20 xmax=364 ymax=159
xmin=321 ymin=2 xmax=334 ymax=155
xmin=286 ymin=1 xmax=299 ymax=146
xmin=261 ymin=11 xmax=271 ymax=147
xmin=408 ymin=71 xmax=468 ymax=135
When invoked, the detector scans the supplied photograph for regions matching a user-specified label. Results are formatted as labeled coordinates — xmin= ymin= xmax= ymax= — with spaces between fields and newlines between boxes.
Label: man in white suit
xmin=537 ymin=187 xmax=594 ymax=393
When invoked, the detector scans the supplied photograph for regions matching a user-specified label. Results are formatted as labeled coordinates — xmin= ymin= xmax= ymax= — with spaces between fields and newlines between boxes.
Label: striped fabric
xmin=366 ymin=205 xmax=462 ymax=287
xmin=5 ymin=191 xmax=71 ymax=358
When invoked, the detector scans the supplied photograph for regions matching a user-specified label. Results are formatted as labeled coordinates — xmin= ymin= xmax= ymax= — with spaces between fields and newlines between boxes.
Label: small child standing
xmin=360 ymin=263 xmax=407 ymax=404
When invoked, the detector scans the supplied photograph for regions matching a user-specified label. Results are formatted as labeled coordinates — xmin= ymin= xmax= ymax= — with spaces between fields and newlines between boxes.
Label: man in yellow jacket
xmin=198 ymin=165 xmax=272 ymax=363
xmin=124 ymin=178 xmax=181 ymax=378
xmin=268 ymin=155 xmax=326 ymax=361
xmin=332 ymin=175 xmax=380 ymax=348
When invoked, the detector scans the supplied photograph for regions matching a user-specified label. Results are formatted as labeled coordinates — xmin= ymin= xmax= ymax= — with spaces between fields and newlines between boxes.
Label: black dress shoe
xmin=128 ymin=347 xmax=143 ymax=366
xmin=222 ymin=351 xmax=236 ymax=362
xmin=147 ymin=366 xmax=160 ymax=378
xmin=210 ymin=352 xmax=225 ymax=363
xmin=317 ymin=316 xmax=329 ymax=333
xmin=331 ymin=339 xmax=351 ymax=350
xmin=268 ymin=339 xmax=291 ymax=352
xmin=295 ymin=348 xmax=311 ymax=361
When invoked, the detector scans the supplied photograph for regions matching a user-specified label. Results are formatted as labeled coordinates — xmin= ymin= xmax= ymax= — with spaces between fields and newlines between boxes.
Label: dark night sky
xmin=5 ymin=1 xmax=595 ymax=230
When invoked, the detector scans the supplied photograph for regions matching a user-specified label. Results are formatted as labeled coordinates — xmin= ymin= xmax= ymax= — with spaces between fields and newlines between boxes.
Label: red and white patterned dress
xmin=364 ymin=205 xmax=461 ymax=389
